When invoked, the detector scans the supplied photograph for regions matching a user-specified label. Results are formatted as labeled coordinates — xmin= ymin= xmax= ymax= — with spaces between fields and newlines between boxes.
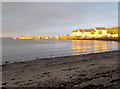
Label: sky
xmin=2 ymin=2 xmax=118 ymax=37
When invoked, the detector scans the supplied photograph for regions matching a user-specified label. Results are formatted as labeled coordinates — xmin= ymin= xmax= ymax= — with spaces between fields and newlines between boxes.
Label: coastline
xmin=2 ymin=50 xmax=120 ymax=88
xmin=4 ymin=36 xmax=120 ymax=42
xmin=67 ymin=37 xmax=120 ymax=42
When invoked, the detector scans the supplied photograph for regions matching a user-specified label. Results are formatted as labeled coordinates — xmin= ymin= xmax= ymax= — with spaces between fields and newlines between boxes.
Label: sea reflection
xmin=34 ymin=39 xmax=41 ymax=47
xmin=71 ymin=40 xmax=118 ymax=55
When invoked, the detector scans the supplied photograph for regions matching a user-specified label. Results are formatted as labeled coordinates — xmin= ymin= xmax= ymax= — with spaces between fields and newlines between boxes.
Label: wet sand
xmin=2 ymin=50 xmax=120 ymax=88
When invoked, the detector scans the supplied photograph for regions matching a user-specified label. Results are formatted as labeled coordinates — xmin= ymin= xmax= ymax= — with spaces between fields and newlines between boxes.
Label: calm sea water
xmin=2 ymin=38 xmax=119 ymax=64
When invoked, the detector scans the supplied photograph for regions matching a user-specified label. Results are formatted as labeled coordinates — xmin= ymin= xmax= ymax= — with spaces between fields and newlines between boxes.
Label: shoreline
xmin=67 ymin=37 xmax=120 ymax=42
xmin=2 ymin=50 xmax=119 ymax=65
xmin=3 ymin=37 xmax=120 ymax=42
xmin=2 ymin=50 xmax=120 ymax=88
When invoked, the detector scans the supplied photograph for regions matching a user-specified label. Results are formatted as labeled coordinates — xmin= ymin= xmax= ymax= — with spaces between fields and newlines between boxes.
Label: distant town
xmin=12 ymin=26 xmax=120 ymax=41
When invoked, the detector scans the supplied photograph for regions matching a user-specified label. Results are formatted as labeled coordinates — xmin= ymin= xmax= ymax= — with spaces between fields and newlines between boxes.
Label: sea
xmin=2 ymin=38 xmax=120 ymax=64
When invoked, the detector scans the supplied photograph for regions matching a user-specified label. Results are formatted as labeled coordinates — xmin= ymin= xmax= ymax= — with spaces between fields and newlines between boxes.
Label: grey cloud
xmin=2 ymin=2 xmax=118 ymax=37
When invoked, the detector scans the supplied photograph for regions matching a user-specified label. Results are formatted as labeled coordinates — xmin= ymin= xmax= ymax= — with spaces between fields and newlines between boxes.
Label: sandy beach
xmin=2 ymin=50 xmax=120 ymax=89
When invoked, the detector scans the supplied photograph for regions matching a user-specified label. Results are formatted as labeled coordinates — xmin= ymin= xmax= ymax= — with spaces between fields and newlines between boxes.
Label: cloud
xmin=2 ymin=2 xmax=118 ymax=37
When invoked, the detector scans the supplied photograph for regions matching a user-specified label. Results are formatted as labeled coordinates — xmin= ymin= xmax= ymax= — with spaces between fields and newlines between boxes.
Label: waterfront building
xmin=71 ymin=27 xmax=108 ymax=37
xmin=94 ymin=27 xmax=107 ymax=37
xmin=54 ymin=35 xmax=69 ymax=39
xmin=71 ymin=28 xmax=84 ymax=37
xmin=83 ymin=28 xmax=96 ymax=37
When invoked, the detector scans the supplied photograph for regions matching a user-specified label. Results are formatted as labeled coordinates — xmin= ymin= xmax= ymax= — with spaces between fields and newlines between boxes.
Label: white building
xmin=83 ymin=28 xmax=96 ymax=37
xmin=94 ymin=27 xmax=107 ymax=37
xmin=71 ymin=27 xmax=108 ymax=37
xmin=71 ymin=29 xmax=84 ymax=37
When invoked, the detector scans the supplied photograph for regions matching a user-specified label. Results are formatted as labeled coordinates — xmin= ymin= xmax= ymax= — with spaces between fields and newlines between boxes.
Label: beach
xmin=2 ymin=50 xmax=120 ymax=88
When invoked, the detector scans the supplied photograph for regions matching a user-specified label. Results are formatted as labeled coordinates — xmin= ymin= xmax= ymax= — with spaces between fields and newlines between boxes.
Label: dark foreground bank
xmin=2 ymin=50 xmax=120 ymax=89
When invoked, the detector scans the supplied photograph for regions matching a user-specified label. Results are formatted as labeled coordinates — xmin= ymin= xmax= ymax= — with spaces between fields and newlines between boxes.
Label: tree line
xmin=106 ymin=26 xmax=120 ymax=34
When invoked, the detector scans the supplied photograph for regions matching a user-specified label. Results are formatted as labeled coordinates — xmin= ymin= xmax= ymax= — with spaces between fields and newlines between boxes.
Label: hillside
xmin=106 ymin=26 xmax=120 ymax=34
